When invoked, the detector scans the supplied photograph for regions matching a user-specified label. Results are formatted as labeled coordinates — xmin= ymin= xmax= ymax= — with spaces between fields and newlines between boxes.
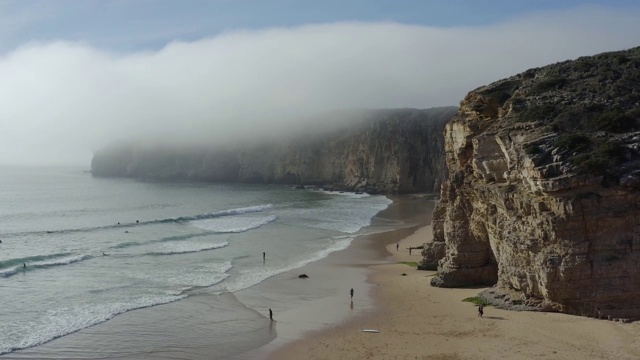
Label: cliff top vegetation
xmin=466 ymin=46 xmax=640 ymax=183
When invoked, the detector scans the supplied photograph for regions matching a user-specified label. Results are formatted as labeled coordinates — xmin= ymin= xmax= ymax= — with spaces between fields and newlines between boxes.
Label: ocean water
xmin=0 ymin=166 xmax=391 ymax=357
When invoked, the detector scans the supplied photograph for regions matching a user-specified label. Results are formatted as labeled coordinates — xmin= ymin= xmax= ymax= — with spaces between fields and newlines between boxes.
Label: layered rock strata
xmin=426 ymin=47 xmax=640 ymax=320
xmin=91 ymin=108 xmax=456 ymax=194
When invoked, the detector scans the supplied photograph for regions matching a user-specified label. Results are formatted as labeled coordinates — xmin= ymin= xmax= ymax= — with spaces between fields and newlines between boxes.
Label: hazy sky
xmin=1 ymin=1 xmax=640 ymax=165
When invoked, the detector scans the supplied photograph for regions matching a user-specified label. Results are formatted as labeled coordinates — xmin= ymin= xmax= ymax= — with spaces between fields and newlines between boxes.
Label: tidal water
xmin=0 ymin=166 xmax=391 ymax=357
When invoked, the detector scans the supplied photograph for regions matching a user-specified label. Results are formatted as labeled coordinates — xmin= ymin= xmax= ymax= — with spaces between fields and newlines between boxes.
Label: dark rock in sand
xmin=298 ymin=274 xmax=309 ymax=279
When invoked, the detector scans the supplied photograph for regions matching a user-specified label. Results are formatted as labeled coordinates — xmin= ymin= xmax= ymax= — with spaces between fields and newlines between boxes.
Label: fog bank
xmin=1 ymin=5 xmax=639 ymax=165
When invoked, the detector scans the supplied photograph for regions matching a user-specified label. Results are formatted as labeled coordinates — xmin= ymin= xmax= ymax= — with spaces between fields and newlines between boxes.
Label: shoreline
xmin=266 ymin=205 xmax=640 ymax=360
xmin=2 ymin=194 xmax=430 ymax=360
xmin=234 ymin=194 xmax=434 ymax=359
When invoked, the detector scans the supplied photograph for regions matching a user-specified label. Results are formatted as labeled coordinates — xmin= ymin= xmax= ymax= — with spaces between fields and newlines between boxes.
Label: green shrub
xmin=491 ymin=91 xmax=511 ymax=104
xmin=517 ymin=104 xmax=557 ymax=123
xmin=481 ymin=80 xmax=519 ymax=105
xmin=523 ymin=69 xmax=536 ymax=79
xmin=525 ymin=145 xmax=542 ymax=155
xmin=570 ymin=141 xmax=626 ymax=177
xmin=530 ymin=77 xmax=568 ymax=95
xmin=614 ymin=54 xmax=630 ymax=65
xmin=592 ymin=110 xmax=638 ymax=133
xmin=463 ymin=296 xmax=490 ymax=305
xmin=554 ymin=134 xmax=592 ymax=153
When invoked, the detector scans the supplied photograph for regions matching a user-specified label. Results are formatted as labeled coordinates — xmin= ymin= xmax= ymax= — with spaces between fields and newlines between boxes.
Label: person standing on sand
xmin=269 ymin=308 xmax=273 ymax=321
xmin=409 ymin=247 xmax=412 ymax=255
xmin=396 ymin=243 xmax=399 ymax=251
xmin=350 ymin=288 xmax=354 ymax=299
xmin=263 ymin=252 xmax=266 ymax=262
xmin=478 ymin=304 xmax=484 ymax=317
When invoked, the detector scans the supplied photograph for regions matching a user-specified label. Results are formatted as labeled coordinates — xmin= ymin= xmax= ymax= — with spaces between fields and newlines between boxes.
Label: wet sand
xmin=267 ymin=203 xmax=640 ymax=360
xmin=236 ymin=195 xmax=433 ymax=359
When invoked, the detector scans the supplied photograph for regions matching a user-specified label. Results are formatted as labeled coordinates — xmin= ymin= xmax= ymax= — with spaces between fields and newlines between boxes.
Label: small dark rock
xmin=402 ymin=273 xmax=407 ymax=276
xmin=298 ymin=274 xmax=309 ymax=278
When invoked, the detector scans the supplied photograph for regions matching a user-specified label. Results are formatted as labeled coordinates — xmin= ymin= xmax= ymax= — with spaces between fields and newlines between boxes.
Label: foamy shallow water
xmin=0 ymin=166 xmax=391 ymax=357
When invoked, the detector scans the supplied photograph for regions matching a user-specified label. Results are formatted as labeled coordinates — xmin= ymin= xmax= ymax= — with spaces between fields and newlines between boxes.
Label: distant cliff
xmin=91 ymin=107 xmax=457 ymax=194
xmin=423 ymin=47 xmax=640 ymax=320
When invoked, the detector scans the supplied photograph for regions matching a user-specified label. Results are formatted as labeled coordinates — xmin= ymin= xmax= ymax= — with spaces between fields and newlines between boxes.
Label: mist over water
xmin=1 ymin=6 xmax=640 ymax=165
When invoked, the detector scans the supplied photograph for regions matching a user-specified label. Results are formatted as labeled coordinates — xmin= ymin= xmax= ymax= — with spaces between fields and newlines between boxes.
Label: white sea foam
xmin=172 ymin=204 xmax=273 ymax=222
xmin=183 ymin=265 xmax=231 ymax=289
xmin=0 ymin=255 xmax=92 ymax=278
xmin=0 ymin=267 xmax=17 ymax=277
xmin=311 ymin=189 xmax=372 ymax=199
xmin=0 ymin=173 xmax=393 ymax=356
xmin=148 ymin=242 xmax=228 ymax=255
xmin=222 ymin=236 xmax=353 ymax=293
xmin=31 ymin=254 xmax=92 ymax=267
xmin=138 ymin=262 xmax=233 ymax=290
xmin=289 ymin=195 xmax=392 ymax=233
xmin=191 ymin=215 xmax=277 ymax=233
xmin=0 ymin=259 xmax=235 ymax=355
xmin=0 ymin=292 xmax=185 ymax=355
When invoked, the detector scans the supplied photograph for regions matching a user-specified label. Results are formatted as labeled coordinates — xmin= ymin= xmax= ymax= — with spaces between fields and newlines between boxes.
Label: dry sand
xmin=267 ymin=205 xmax=640 ymax=360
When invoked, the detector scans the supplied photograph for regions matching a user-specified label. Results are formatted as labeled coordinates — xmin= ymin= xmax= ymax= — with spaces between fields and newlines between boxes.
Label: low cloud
xmin=1 ymin=5 xmax=639 ymax=165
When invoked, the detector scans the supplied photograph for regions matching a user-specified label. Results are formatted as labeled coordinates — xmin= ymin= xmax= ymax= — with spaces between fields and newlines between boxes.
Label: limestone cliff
xmin=91 ymin=108 xmax=456 ymax=194
xmin=425 ymin=47 xmax=640 ymax=320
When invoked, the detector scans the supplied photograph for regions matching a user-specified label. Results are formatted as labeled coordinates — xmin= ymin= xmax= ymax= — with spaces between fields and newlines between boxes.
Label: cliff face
xmin=425 ymin=47 xmax=640 ymax=320
xmin=91 ymin=108 xmax=456 ymax=194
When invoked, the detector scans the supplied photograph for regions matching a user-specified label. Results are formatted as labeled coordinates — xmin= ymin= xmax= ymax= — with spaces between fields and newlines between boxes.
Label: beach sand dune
xmin=268 ymin=201 xmax=640 ymax=360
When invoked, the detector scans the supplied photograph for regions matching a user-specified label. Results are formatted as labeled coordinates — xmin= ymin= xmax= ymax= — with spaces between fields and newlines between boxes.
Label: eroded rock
xmin=427 ymin=46 xmax=640 ymax=320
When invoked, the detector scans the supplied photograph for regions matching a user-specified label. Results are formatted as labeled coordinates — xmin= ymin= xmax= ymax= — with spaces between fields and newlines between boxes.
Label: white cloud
xmin=0 ymin=5 xmax=639 ymax=165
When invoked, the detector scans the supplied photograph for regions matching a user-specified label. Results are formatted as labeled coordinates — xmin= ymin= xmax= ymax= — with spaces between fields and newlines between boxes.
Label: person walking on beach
xmin=478 ymin=304 xmax=484 ymax=317
xmin=409 ymin=247 xmax=412 ymax=255
xmin=350 ymin=288 xmax=354 ymax=299
xmin=396 ymin=243 xmax=399 ymax=251
xmin=263 ymin=252 xmax=266 ymax=262
xmin=269 ymin=308 xmax=273 ymax=321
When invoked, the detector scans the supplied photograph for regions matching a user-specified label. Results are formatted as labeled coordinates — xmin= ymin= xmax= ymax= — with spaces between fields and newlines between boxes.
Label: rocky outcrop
xmin=427 ymin=47 xmax=640 ymax=320
xmin=91 ymin=107 xmax=457 ymax=194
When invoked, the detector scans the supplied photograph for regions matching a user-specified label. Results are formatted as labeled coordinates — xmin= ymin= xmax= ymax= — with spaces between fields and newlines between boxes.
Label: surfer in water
xmin=23 ymin=263 xmax=26 ymax=268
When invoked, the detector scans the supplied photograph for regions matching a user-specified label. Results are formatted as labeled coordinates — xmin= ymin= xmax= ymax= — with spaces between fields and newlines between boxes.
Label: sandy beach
xmin=267 ymin=198 xmax=640 ymax=360
xmin=6 ymin=195 xmax=640 ymax=360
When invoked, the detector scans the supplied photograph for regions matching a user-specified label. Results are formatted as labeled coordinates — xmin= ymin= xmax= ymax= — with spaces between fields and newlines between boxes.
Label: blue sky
xmin=2 ymin=0 xmax=640 ymax=52
xmin=1 ymin=1 xmax=640 ymax=165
